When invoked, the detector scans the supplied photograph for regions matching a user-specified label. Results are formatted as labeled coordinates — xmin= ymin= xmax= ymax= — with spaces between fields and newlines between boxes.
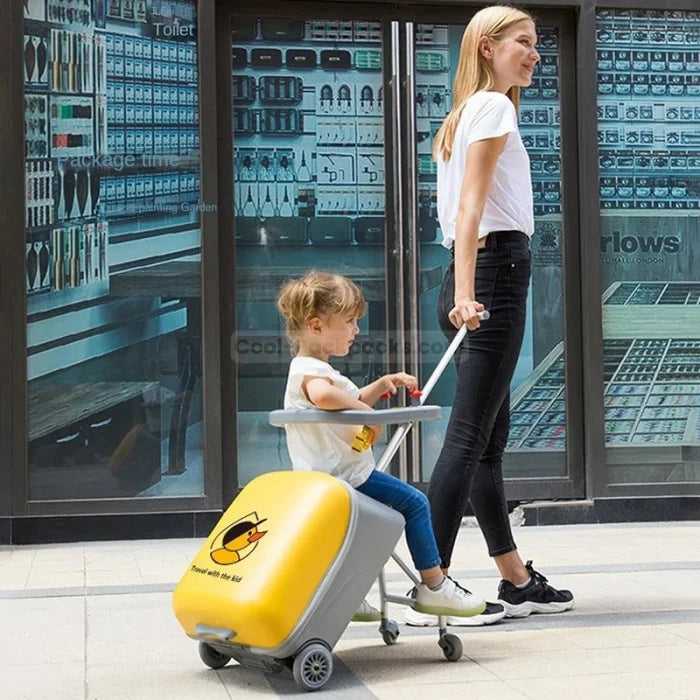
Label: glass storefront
xmin=23 ymin=0 xmax=204 ymax=499
xmin=3 ymin=1 xmax=698 ymax=530
xmin=596 ymin=8 xmax=700 ymax=485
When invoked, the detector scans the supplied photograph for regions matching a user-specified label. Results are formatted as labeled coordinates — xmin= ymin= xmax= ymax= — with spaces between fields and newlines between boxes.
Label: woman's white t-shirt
xmin=437 ymin=90 xmax=534 ymax=249
xmin=283 ymin=356 xmax=374 ymax=488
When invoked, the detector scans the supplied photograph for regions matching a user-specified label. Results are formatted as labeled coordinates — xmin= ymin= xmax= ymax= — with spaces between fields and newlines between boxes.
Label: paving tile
xmin=461 ymin=628 xmax=579 ymax=655
xmin=519 ymin=669 xmax=700 ymax=700
xmin=1 ymin=597 xmax=84 ymax=666
xmin=335 ymin=637 xmax=498 ymax=686
xmin=85 ymin=571 xmax=143 ymax=587
xmin=660 ymin=622 xmax=700 ymax=644
xmin=472 ymin=643 xmax=700 ymax=681
xmin=0 ymin=574 xmax=33 ymax=590
xmin=87 ymin=593 xmax=196 ymax=667
xmin=0 ymin=662 xmax=83 ymax=700
xmin=375 ymin=680 xmax=528 ymax=700
xmin=87 ymin=663 xmax=240 ymax=700
xmin=553 ymin=623 xmax=686 ymax=649
xmin=25 ymin=572 xmax=84 ymax=589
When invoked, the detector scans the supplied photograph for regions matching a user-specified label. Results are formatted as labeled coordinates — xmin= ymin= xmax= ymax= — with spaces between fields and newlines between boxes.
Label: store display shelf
xmin=106 ymin=74 xmax=197 ymax=86
xmin=27 ymin=280 xmax=110 ymax=317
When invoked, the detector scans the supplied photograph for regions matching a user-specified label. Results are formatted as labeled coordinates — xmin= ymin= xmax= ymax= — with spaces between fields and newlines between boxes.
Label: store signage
xmin=601 ymin=230 xmax=681 ymax=254
xmin=154 ymin=22 xmax=195 ymax=39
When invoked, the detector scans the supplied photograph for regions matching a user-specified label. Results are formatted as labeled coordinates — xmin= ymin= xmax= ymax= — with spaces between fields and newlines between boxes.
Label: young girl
xmin=406 ymin=5 xmax=574 ymax=626
xmin=276 ymin=270 xmax=487 ymax=620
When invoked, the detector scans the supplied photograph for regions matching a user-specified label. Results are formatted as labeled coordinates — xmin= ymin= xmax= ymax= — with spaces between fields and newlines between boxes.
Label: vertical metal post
xmin=390 ymin=21 xmax=409 ymax=482
xmin=404 ymin=23 xmax=423 ymax=483
xmin=216 ymin=0 xmax=237 ymax=502
xmin=198 ymin=0 xmax=224 ymax=508
xmin=577 ymin=0 xmax=607 ymax=498
xmin=0 ymin=0 xmax=28 ymax=518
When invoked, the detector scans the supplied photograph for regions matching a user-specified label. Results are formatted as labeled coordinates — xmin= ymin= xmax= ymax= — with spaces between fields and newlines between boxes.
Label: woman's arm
xmin=451 ymin=133 xmax=508 ymax=331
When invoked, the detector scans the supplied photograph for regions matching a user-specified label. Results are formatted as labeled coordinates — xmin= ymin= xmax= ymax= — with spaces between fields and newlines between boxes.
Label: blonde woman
xmin=406 ymin=5 xmax=574 ymax=627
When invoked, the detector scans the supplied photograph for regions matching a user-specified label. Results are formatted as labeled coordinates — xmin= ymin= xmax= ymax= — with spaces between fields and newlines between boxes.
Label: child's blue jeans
xmin=356 ymin=469 xmax=442 ymax=571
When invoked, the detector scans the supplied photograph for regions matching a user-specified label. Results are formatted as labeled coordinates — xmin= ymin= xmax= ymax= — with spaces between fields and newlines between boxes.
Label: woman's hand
xmin=449 ymin=298 xmax=485 ymax=331
xmin=382 ymin=372 xmax=418 ymax=395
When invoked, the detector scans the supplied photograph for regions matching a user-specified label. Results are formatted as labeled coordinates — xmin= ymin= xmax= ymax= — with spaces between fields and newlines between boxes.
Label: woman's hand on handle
xmin=449 ymin=298 xmax=485 ymax=331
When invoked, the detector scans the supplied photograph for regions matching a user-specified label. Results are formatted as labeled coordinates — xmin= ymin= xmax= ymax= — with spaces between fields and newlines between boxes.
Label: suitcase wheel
xmin=199 ymin=641 xmax=231 ymax=669
xmin=379 ymin=619 xmax=399 ymax=645
xmin=292 ymin=642 xmax=333 ymax=691
xmin=438 ymin=632 xmax=463 ymax=662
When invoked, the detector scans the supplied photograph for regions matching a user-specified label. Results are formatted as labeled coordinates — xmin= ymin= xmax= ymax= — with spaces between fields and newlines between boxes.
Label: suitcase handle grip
xmin=195 ymin=623 xmax=237 ymax=642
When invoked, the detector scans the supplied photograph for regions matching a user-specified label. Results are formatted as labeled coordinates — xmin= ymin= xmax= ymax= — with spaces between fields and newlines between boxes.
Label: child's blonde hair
xmin=276 ymin=271 xmax=366 ymax=350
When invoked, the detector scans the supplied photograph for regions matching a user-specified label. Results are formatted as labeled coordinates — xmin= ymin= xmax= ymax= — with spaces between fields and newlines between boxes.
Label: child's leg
xmin=357 ymin=470 xmax=486 ymax=617
xmin=356 ymin=469 xmax=443 ymax=583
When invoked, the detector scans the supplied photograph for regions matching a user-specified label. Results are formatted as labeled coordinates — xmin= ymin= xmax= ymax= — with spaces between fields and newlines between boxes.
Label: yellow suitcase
xmin=173 ymin=470 xmax=404 ymax=688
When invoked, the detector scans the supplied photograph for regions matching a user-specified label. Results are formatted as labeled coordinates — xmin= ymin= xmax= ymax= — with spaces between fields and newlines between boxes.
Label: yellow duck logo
xmin=210 ymin=512 xmax=267 ymax=565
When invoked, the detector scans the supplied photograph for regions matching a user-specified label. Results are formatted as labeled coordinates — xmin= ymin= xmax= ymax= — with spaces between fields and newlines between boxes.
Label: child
xmin=276 ymin=270 xmax=486 ymax=620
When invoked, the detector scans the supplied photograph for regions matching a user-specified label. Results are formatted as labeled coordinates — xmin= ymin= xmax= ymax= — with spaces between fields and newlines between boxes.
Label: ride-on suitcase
xmin=173 ymin=320 xmax=486 ymax=691
xmin=173 ymin=470 xmax=404 ymax=689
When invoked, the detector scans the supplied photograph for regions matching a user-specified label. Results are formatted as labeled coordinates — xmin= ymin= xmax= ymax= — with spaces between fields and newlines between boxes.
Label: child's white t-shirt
xmin=437 ymin=90 xmax=534 ymax=249
xmin=283 ymin=356 xmax=375 ymax=488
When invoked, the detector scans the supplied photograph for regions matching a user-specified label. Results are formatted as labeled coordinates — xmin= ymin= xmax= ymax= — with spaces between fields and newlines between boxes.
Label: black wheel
xmin=379 ymin=618 xmax=399 ymax=645
xmin=292 ymin=642 xmax=333 ymax=692
xmin=381 ymin=629 xmax=399 ymax=645
xmin=199 ymin=641 xmax=231 ymax=669
xmin=439 ymin=633 xmax=463 ymax=662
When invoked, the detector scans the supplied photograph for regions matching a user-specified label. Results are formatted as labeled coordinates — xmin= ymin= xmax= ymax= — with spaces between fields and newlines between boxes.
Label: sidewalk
xmin=2 ymin=521 xmax=699 ymax=699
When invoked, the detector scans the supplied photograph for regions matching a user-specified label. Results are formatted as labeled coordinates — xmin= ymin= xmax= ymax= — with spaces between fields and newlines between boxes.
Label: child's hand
xmin=382 ymin=372 xmax=418 ymax=395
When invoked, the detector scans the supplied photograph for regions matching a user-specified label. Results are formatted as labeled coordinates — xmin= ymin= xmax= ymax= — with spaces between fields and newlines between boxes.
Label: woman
xmin=406 ymin=5 xmax=574 ymax=627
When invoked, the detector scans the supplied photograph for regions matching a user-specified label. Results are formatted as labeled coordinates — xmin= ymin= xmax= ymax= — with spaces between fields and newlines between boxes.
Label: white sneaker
xmin=351 ymin=598 xmax=382 ymax=622
xmin=405 ymin=601 xmax=506 ymax=627
xmin=413 ymin=576 xmax=486 ymax=617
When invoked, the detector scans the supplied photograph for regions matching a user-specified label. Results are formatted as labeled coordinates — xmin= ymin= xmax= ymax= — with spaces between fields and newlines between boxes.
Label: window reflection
xmin=24 ymin=0 xmax=204 ymax=499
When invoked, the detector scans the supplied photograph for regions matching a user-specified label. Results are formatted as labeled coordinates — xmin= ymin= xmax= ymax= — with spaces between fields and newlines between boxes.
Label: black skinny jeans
xmin=428 ymin=230 xmax=531 ymax=567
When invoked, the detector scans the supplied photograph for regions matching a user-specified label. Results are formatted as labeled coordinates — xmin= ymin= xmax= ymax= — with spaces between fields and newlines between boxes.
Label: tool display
xmin=24 ymin=0 xmax=201 ymax=318
xmin=596 ymin=8 xmax=699 ymax=211
xmin=24 ymin=32 xmax=49 ymax=85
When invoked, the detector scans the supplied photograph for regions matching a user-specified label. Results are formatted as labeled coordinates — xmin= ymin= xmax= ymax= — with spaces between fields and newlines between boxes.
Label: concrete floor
xmin=2 ymin=521 xmax=699 ymax=699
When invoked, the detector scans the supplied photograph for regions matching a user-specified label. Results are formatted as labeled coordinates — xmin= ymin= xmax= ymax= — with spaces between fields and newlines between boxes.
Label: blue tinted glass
xmin=596 ymin=9 xmax=700 ymax=481
xmin=25 ymin=0 xmax=203 ymax=499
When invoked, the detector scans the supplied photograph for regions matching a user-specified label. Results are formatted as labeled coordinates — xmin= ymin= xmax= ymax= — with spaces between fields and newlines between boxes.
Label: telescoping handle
xmin=374 ymin=315 xmax=488 ymax=473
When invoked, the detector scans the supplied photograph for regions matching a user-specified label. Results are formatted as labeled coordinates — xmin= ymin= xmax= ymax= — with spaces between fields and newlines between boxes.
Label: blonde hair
xmin=433 ymin=4 xmax=534 ymax=162
xmin=276 ymin=271 xmax=366 ymax=350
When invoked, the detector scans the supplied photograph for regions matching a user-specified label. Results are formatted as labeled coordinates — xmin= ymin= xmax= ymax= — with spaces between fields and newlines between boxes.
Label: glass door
xmin=404 ymin=12 xmax=583 ymax=498
xmin=231 ymin=14 xmax=397 ymax=486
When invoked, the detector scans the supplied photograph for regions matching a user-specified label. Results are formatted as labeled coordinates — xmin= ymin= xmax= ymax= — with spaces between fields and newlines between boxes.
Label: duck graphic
xmin=210 ymin=512 xmax=268 ymax=565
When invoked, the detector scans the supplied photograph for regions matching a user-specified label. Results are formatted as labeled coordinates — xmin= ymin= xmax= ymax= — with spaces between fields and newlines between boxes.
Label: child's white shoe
xmin=413 ymin=576 xmax=486 ymax=617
